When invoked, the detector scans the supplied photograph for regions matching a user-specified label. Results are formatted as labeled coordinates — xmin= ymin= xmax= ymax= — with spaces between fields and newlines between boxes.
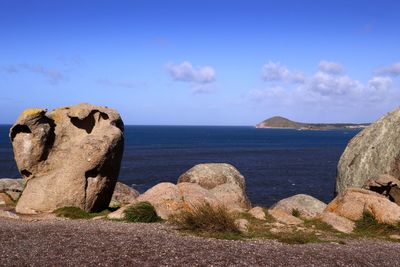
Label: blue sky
xmin=1 ymin=0 xmax=399 ymax=125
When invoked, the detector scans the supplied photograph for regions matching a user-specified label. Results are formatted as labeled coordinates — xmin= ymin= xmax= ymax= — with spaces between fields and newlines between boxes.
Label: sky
xmin=0 ymin=0 xmax=399 ymax=125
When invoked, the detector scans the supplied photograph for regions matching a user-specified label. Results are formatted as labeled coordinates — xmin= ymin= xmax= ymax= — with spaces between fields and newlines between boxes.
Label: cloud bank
xmin=166 ymin=61 xmax=216 ymax=93
xmin=251 ymin=60 xmax=399 ymax=121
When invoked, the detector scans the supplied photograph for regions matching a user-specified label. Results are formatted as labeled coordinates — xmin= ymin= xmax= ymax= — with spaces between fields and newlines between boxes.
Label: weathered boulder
xmin=137 ymin=182 xmax=184 ymax=220
xmin=363 ymin=174 xmax=400 ymax=205
xmin=268 ymin=208 xmax=303 ymax=225
xmin=209 ymin=183 xmax=251 ymax=211
xmin=177 ymin=182 xmax=218 ymax=210
xmin=270 ymin=194 xmax=327 ymax=219
xmin=319 ymin=211 xmax=355 ymax=233
xmin=336 ymin=108 xmax=400 ymax=193
xmin=248 ymin=206 xmax=266 ymax=220
xmin=177 ymin=163 xmax=251 ymax=209
xmin=178 ymin=163 xmax=246 ymax=190
xmin=325 ymin=188 xmax=400 ymax=224
xmin=0 ymin=178 xmax=24 ymax=203
xmin=109 ymin=182 xmax=139 ymax=208
xmin=11 ymin=103 xmax=124 ymax=214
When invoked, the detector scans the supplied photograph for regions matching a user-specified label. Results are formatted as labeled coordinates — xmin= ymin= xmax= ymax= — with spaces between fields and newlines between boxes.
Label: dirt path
xmin=0 ymin=218 xmax=399 ymax=266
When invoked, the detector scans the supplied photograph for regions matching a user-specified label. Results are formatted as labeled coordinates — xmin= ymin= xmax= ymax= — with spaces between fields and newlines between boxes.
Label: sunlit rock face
xmin=10 ymin=103 xmax=124 ymax=214
xmin=336 ymin=108 xmax=400 ymax=194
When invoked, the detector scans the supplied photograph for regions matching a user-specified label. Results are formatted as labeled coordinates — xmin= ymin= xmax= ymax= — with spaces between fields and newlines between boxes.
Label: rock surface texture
xmin=270 ymin=194 xmax=327 ymax=219
xmin=10 ymin=103 xmax=124 ymax=214
xmin=135 ymin=164 xmax=251 ymax=219
xmin=0 ymin=178 xmax=24 ymax=203
xmin=319 ymin=211 xmax=355 ymax=234
xmin=336 ymin=108 xmax=400 ymax=193
xmin=109 ymin=182 xmax=139 ymax=208
xmin=362 ymin=174 xmax=400 ymax=205
xmin=325 ymin=188 xmax=400 ymax=224
xmin=177 ymin=163 xmax=251 ymax=209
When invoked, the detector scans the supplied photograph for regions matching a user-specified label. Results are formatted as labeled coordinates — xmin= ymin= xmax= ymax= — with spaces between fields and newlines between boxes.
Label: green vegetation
xmin=173 ymin=203 xmax=239 ymax=234
xmin=291 ymin=208 xmax=301 ymax=218
xmin=123 ymin=201 xmax=162 ymax=223
xmin=173 ymin=204 xmax=349 ymax=244
xmin=54 ymin=206 xmax=110 ymax=219
xmin=354 ymin=211 xmax=400 ymax=239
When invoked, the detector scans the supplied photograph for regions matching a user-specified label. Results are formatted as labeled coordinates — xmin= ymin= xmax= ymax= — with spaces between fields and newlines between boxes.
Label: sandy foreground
xmin=1 ymin=217 xmax=400 ymax=267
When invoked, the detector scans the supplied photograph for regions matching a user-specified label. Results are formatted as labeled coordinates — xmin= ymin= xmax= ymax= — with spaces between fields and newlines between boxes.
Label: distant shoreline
xmin=256 ymin=116 xmax=369 ymax=130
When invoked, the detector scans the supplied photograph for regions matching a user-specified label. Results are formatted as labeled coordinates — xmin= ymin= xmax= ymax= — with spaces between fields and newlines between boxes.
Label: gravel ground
xmin=1 ymin=218 xmax=400 ymax=267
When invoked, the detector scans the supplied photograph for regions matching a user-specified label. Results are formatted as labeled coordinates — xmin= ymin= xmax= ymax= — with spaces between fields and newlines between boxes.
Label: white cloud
xmin=318 ymin=60 xmax=344 ymax=74
xmin=166 ymin=61 xmax=216 ymax=94
xmin=306 ymin=71 xmax=363 ymax=96
xmin=262 ymin=61 xmax=305 ymax=83
xmin=166 ymin=61 xmax=215 ymax=84
xmin=375 ymin=62 xmax=400 ymax=76
xmin=368 ymin=76 xmax=393 ymax=92
xmin=251 ymin=61 xmax=400 ymax=113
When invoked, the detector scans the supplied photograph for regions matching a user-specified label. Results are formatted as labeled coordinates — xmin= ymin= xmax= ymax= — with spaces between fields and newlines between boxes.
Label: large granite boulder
xmin=177 ymin=163 xmax=251 ymax=209
xmin=177 ymin=182 xmax=218 ymax=210
xmin=270 ymin=194 xmax=327 ymax=219
xmin=336 ymin=108 xmax=400 ymax=193
xmin=325 ymin=188 xmax=400 ymax=224
xmin=178 ymin=163 xmax=245 ymax=190
xmin=10 ymin=103 xmax=124 ymax=214
xmin=134 ymin=164 xmax=252 ymax=220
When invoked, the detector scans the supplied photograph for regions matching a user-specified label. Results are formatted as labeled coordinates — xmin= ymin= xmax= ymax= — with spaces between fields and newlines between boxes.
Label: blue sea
xmin=0 ymin=125 xmax=359 ymax=206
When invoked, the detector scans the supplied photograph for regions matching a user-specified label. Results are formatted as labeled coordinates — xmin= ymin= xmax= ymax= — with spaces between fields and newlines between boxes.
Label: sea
xmin=0 ymin=125 xmax=359 ymax=207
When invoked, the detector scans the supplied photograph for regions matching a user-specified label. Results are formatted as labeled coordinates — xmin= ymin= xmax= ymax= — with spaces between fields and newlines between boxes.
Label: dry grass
xmin=172 ymin=203 xmax=240 ymax=236
xmin=354 ymin=212 xmax=400 ymax=240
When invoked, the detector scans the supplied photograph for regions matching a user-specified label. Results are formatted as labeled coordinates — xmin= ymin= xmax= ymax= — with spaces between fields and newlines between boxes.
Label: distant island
xmin=256 ymin=116 xmax=370 ymax=130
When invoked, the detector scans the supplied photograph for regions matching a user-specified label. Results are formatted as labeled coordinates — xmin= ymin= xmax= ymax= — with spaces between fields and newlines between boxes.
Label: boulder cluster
xmin=2 ymin=104 xmax=400 ymax=235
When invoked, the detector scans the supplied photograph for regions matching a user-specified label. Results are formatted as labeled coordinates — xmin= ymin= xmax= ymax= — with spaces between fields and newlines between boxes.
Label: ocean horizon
xmin=0 ymin=124 xmax=359 ymax=206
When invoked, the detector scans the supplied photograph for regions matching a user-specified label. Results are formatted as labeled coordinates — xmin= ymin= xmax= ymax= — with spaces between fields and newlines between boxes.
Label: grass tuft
xmin=172 ymin=202 xmax=239 ymax=234
xmin=123 ymin=201 xmax=162 ymax=223
xmin=354 ymin=211 xmax=400 ymax=238
xmin=54 ymin=206 xmax=110 ymax=219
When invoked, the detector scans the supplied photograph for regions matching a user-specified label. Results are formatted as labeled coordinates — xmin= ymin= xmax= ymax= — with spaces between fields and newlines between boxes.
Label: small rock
xmin=109 ymin=182 xmax=139 ymax=208
xmin=270 ymin=194 xmax=327 ymax=219
xmin=0 ymin=210 xmax=19 ymax=219
xmin=248 ymin=206 xmax=266 ymax=220
xmin=268 ymin=208 xmax=303 ymax=225
xmin=107 ymin=205 xmax=130 ymax=220
xmin=0 ymin=193 xmax=15 ymax=206
xmin=389 ymin=234 xmax=400 ymax=240
xmin=319 ymin=211 xmax=355 ymax=233
xmin=235 ymin=218 xmax=249 ymax=233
